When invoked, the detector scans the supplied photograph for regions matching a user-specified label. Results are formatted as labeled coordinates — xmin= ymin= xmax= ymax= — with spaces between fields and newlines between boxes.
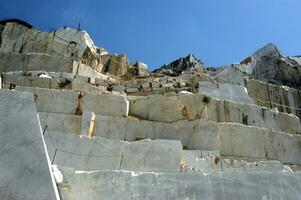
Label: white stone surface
xmin=81 ymin=92 xmax=129 ymax=117
xmin=81 ymin=111 xmax=96 ymax=137
xmin=16 ymin=87 xmax=129 ymax=117
xmin=199 ymin=81 xmax=255 ymax=105
xmin=218 ymin=123 xmax=301 ymax=165
xmin=128 ymin=94 xmax=300 ymax=134
xmin=73 ymin=61 xmax=109 ymax=80
xmin=0 ymin=90 xmax=59 ymax=200
xmin=53 ymin=27 xmax=97 ymax=58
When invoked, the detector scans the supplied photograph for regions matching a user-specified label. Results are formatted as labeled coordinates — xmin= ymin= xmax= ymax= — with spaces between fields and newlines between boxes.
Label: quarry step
xmin=45 ymin=131 xmax=182 ymax=172
xmin=245 ymin=77 xmax=301 ymax=119
xmin=0 ymin=51 xmax=74 ymax=73
xmin=1 ymin=21 xmax=301 ymax=200
xmin=127 ymin=93 xmax=301 ymax=134
xmin=16 ymin=86 xmax=129 ymax=117
xmin=39 ymin=112 xmax=301 ymax=165
xmin=57 ymin=166 xmax=301 ymax=200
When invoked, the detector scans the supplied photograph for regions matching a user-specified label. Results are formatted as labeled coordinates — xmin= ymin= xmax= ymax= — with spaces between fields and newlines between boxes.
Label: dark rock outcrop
xmin=243 ymin=43 xmax=301 ymax=89
xmin=154 ymin=54 xmax=204 ymax=75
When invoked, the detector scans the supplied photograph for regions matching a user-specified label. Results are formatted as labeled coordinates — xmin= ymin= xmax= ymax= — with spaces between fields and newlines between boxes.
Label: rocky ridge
xmin=0 ymin=19 xmax=300 ymax=200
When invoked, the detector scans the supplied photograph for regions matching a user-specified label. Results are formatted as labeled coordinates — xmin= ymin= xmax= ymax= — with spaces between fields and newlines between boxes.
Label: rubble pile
xmin=0 ymin=20 xmax=300 ymax=200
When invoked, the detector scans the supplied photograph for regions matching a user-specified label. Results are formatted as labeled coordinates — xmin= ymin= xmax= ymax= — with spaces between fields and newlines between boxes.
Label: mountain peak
xmin=153 ymin=54 xmax=204 ymax=74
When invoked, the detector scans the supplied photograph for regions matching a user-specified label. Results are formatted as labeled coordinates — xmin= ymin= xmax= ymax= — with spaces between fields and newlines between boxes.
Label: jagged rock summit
xmin=240 ymin=43 xmax=301 ymax=89
xmin=0 ymin=19 xmax=301 ymax=200
xmin=153 ymin=54 xmax=204 ymax=75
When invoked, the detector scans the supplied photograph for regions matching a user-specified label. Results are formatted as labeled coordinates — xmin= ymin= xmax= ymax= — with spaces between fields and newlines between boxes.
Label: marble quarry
xmin=0 ymin=19 xmax=301 ymax=199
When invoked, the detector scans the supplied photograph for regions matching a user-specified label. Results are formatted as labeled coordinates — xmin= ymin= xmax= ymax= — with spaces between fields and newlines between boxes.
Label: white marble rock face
xmin=57 ymin=167 xmax=301 ymax=200
xmin=1 ymin=21 xmax=301 ymax=200
xmin=0 ymin=90 xmax=58 ymax=200
xmin=44 ymin=131 xmax=182 ymax=172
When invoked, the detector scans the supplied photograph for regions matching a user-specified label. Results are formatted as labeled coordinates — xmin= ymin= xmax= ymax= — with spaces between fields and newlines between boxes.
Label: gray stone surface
xmin=45 ymin=131 xmax=125 ymax=171
xmin=128 ymin=94 xmax=300 ymax=134
xmin=245 ymin=78 xmax=301 ymax=120
xmin=16 ymin=86 xmax=79 ymax=114
xmin=0 ymin=22 xmax=96 ymax=59
xmin=128 ymin=94 xmax=207 ymax=122
xmin=81 ymin=92 xmax=129 ymax=117
xmin=154 ymin=54 xmax=203 ymax=75
xmin=218 ymin=123 xmax=301 ymax=165
xmin=121 ymin=139 xmax=182 ymax=172
xmin=0 ymin=90 xmax=58 ymax=200
xmin=205 ymin=97 xmax=301 ymax=134
xmin=94 ymin=116 xmax=220 ymax=151
xmin=44 ymin=131 xmax=182 ymax=172
xmin=39 ymin=112 xmax=82 ymax=134
xmin=41 ymin=111 xmax=301 ymax=165
xmin=214 ymin=65 xmax=245 ymax=85
xmin=242 ymin=43 xmax=301 ymax=89
xmin=221 ymin=159 xmax=292 ymax=172
xmin=57 ymin=167 xmax=301 ymax=200
xmin=16 ymin=86 xmax=129 ymax=117
xmin=181 ymin=150 xmax=221 ymax=172
xmin=0 ymin=51 xmax=74 ymax=73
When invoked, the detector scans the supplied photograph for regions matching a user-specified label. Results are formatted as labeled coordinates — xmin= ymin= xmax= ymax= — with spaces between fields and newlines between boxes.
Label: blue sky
xmin=1 ymin=0 xmax=300 ymax=70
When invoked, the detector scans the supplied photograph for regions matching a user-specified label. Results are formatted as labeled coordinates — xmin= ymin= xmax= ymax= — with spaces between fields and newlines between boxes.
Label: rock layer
xmin=0 ymin=19 xmax=300 ymax=200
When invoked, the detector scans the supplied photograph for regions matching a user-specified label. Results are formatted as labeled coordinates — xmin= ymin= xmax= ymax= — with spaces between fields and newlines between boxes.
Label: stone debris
xmin=0 ymin=19 xmax=300 ymax=199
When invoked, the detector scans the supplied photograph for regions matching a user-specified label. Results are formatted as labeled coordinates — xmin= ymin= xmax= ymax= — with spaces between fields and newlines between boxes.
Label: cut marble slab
xmin=39 ymin=112 xmax=82 ymax=134
xmin=38 ymin=112 xmax=301 ymax=165
xmin=94 ymin=115 xmax=220 ymax=151
xmin=218 ymin=123 xmax=301 ymax=165
xmin=121 ymin=139 xmax=182 ymax=173
xmin=57 ymin=166 xmax=301 ymax=200
xmin=44 ymin=131 xmax=182 ymax=172
xmin=0 ymin=90 xmax=59 ymax=200
xmin=199 ymin=81 xmax=255 ymax=105
xmin=45 ymin=131 xmax=125 ymax=171
xmin=128 ymin=94 xmax=301 ymax=134
xmin=16 ymin=86 xmax=129 ymax=117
